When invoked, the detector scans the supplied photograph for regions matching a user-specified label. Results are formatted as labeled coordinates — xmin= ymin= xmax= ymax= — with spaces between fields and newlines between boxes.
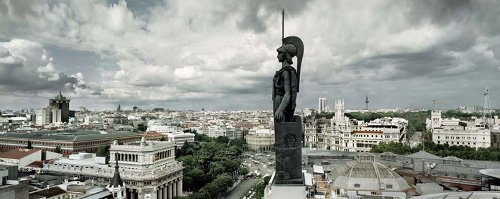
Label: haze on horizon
xmin=0 ymin=0 xmax=499 ymax=111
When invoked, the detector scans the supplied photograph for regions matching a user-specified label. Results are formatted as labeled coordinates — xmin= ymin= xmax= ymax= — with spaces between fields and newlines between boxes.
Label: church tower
xmin=334 ymin=99 xmax=345 ymax=121
xmin=107 ymin=153 xmax=126 ymax=199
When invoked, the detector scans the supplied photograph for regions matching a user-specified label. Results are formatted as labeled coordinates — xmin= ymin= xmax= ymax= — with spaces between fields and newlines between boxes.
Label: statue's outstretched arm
xmin=275 ymin=71 xmax=291 ymax=121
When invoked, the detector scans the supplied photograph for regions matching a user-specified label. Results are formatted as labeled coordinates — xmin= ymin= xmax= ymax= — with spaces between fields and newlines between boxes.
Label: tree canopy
xmin=177 ymin=135 xmax=245 ymax=198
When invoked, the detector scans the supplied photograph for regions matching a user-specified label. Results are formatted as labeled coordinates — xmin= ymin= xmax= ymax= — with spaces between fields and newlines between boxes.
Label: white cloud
xmin=174 ymin=66 xmax=195 ymax=79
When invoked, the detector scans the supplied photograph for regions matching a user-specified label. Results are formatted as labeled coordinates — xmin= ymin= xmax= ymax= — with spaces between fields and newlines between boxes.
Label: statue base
xmin=274 ymin=115 xmax=303 ymax=185
xmin=265 ymin=172 xmax=307 ymax=199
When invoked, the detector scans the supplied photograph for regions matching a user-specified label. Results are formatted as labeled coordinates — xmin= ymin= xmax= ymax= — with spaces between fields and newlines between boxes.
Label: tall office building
xmin=318 ymin=98 xmax=327 ymax=113
xmin=51 ymin=108 xmax=61 ymax=124
xmin=35 ymin=108 xmax=51 ymax=125
xmin=49 ymin=91 xmax=70 ymax=123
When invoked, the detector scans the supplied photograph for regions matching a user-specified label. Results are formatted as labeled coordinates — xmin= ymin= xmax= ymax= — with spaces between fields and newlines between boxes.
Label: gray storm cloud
xmin=0 ymin=39 xmax=92 ymax=94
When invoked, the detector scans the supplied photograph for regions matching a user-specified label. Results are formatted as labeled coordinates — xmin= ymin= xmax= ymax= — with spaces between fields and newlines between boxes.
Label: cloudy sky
xmin=0 ymin=0 xmax=499 ymax=111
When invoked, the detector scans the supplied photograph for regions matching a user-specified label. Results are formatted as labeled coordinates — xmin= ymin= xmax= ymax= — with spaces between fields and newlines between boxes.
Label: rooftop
xmin=480 ymin=169 xmax=500 ymax=179
xmin=407 ymin=151 xmax=442 ymax=160
xmin=0 ymin=148 xmax=40 ymax=159
xmin=412 ymin=191 xmax=500 ymax=199
xmin=0 ymin=130 xmax=141 ymax=142
xmin=333 ymin=159 xmax=410 ymax=191
xmin=29 ymin=186 xmax=66 ymax=199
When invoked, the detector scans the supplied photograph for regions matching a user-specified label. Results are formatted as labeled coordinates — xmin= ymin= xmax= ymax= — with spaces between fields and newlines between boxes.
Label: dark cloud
xmin=0 ymin=40 xmax=91 ymax=93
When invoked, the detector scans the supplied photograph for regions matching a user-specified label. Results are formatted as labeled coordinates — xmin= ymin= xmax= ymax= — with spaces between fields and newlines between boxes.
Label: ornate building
xmin=246 ymin=128 xmax=275 ymax=151
xmin=304 ymin=99 xmax=407 ymax=152
xmin=43 ymin=137 xmax=183 ymax=199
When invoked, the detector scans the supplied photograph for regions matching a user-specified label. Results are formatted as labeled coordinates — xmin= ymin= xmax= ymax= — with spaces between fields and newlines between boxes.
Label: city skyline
xmin=1 ymin=0 xmax=500 ymax=110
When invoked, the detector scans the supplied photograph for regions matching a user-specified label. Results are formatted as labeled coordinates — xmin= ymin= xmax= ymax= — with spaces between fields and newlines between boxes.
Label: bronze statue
xmin=272 ymin=10 xmax=305 ymax=185
xmin=273 ymin=36 xmax=303 ymax=122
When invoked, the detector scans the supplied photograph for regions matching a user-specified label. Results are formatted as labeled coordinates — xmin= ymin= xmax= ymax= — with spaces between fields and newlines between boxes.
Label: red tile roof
xmin=0 ymin=148 xmax=40 ymax=159
xmin=26 ymin=160 xmax=44 ymax=168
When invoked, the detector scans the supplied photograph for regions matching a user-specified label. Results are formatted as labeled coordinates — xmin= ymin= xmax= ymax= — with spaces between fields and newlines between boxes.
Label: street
xmin=243 ymin=151 xmax=275 ymax=176
xmin=221 ymin=151 xmax=275 ymax=199
xmin=222 ymin=178 xmax=260 ymax=199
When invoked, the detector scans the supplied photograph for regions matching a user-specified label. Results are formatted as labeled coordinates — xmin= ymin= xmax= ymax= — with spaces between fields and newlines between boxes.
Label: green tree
xmin=215 ymin=136 xmax=230 ymax=144
xmin=213 ymin=173 xmax=233 ymax=190
xmin=186 ymin=168 xmax=206 ymax=191
xmin=96 ymin=145 xmax=110 ymax=157
xmin=176 ymin=133 xmax=243 ymax=196
xmin=208 ymin=162 xmax=226 ymax=178
xmin=195 ymin=133 xmax=211 ymax=142
xmin=253 ymin=175 xmax=272 ymax=199
xmin=240 ymin=167 xmax=249 ymax=176
xmin=230 ymin=138 xmax=247 ymax=150
xmin=136 ymin=123 xmax=147 ymax=132
xmin=190 ymin=189 xmax=210 ymax=199
xmin=55 ymin=146 xmax=63 ymax=153
xmin=27 ymin=140 xmax=32 ymax=149
xmin=203 ymin=183 xmax=220 ymax=198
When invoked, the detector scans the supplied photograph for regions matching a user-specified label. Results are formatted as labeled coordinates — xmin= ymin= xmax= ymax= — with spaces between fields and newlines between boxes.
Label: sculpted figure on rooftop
xmin=273 ymin=36 xmax=303 ymax=123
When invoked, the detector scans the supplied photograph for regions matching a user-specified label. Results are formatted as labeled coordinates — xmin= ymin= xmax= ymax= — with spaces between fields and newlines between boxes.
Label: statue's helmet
xmin=277 ymin=44 xmax=298 ymax=57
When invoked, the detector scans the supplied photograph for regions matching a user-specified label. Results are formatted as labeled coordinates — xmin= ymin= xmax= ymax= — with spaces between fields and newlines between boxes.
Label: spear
xmin=282 ymin=9 xmax=284 ymax=41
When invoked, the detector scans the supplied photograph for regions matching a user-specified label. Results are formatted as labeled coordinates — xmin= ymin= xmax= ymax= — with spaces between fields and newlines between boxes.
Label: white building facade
xmin=200 ymin=125 xmax=242 ymax=140
xmin=35 ymin=108 xmax=51 ymax=125
xmin=428 ymin=111 xmax=491 ymax=149
xmin=246 ymin=128 xmax=275 ymax=151
xmin=167 ymin=132 xmax=195 ymax=147
xmin=35 ymin=107 xmax=62 ymax=125
xmin=147 ymin=125 xmax=178 ymax=133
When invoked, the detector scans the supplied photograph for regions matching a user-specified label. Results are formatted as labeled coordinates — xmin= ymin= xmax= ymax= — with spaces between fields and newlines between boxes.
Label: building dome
xmin=333 ymin=153 xmax=410 ymax=192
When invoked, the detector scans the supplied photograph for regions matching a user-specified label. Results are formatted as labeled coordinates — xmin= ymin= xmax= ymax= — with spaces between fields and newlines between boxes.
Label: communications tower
xmin=484 ymin=88 xmax=492 ymax=129
xmin=365 ymin=95 xmax=369 ymax=110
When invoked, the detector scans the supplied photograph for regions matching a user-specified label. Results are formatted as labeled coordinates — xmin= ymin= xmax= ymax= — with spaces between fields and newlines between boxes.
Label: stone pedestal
xmin=274 ymin=116 xmax=303 ymax=185
xmin=265 ymin=173 xmax=307 ymax=199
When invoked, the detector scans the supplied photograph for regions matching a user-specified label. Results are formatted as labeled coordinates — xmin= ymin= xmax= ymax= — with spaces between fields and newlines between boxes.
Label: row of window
xmin=117 ymin=153 xmax=138 ymax=162
xmin=438 ymin=136 xmax=483 ymax=140
xmin=436 ymin=141 xmax=486 ymax=145
xmin=155 ymin=150 xmax=174 ymax=161
xmin=353 ymin=134 xmax=394 ymax=138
